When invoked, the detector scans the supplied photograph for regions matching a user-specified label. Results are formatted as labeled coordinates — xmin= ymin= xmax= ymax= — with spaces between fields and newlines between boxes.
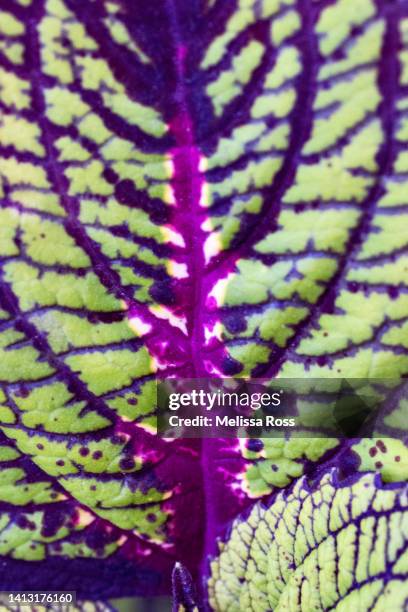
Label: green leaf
xmin=208 ymin=470 xmax=408 ymax=611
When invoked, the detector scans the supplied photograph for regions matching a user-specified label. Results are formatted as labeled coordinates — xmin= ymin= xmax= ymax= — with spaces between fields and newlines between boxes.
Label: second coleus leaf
xmin=207 ymin=469 xmax=408 ymax=611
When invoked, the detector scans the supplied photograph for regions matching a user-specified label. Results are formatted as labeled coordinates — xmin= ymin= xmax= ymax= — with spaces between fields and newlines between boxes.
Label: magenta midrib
xmin=166 ymin=11 xmax=208 ymax=379
xmin=164 ymin=0 xmax=221 ymax=586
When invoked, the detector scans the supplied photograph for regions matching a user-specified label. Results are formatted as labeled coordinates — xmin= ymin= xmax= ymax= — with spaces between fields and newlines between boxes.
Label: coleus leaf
xmin=0 ymin=0 xmax=407 ymax=599
xmin=207 ymin=469 xmax=408 ymax=611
